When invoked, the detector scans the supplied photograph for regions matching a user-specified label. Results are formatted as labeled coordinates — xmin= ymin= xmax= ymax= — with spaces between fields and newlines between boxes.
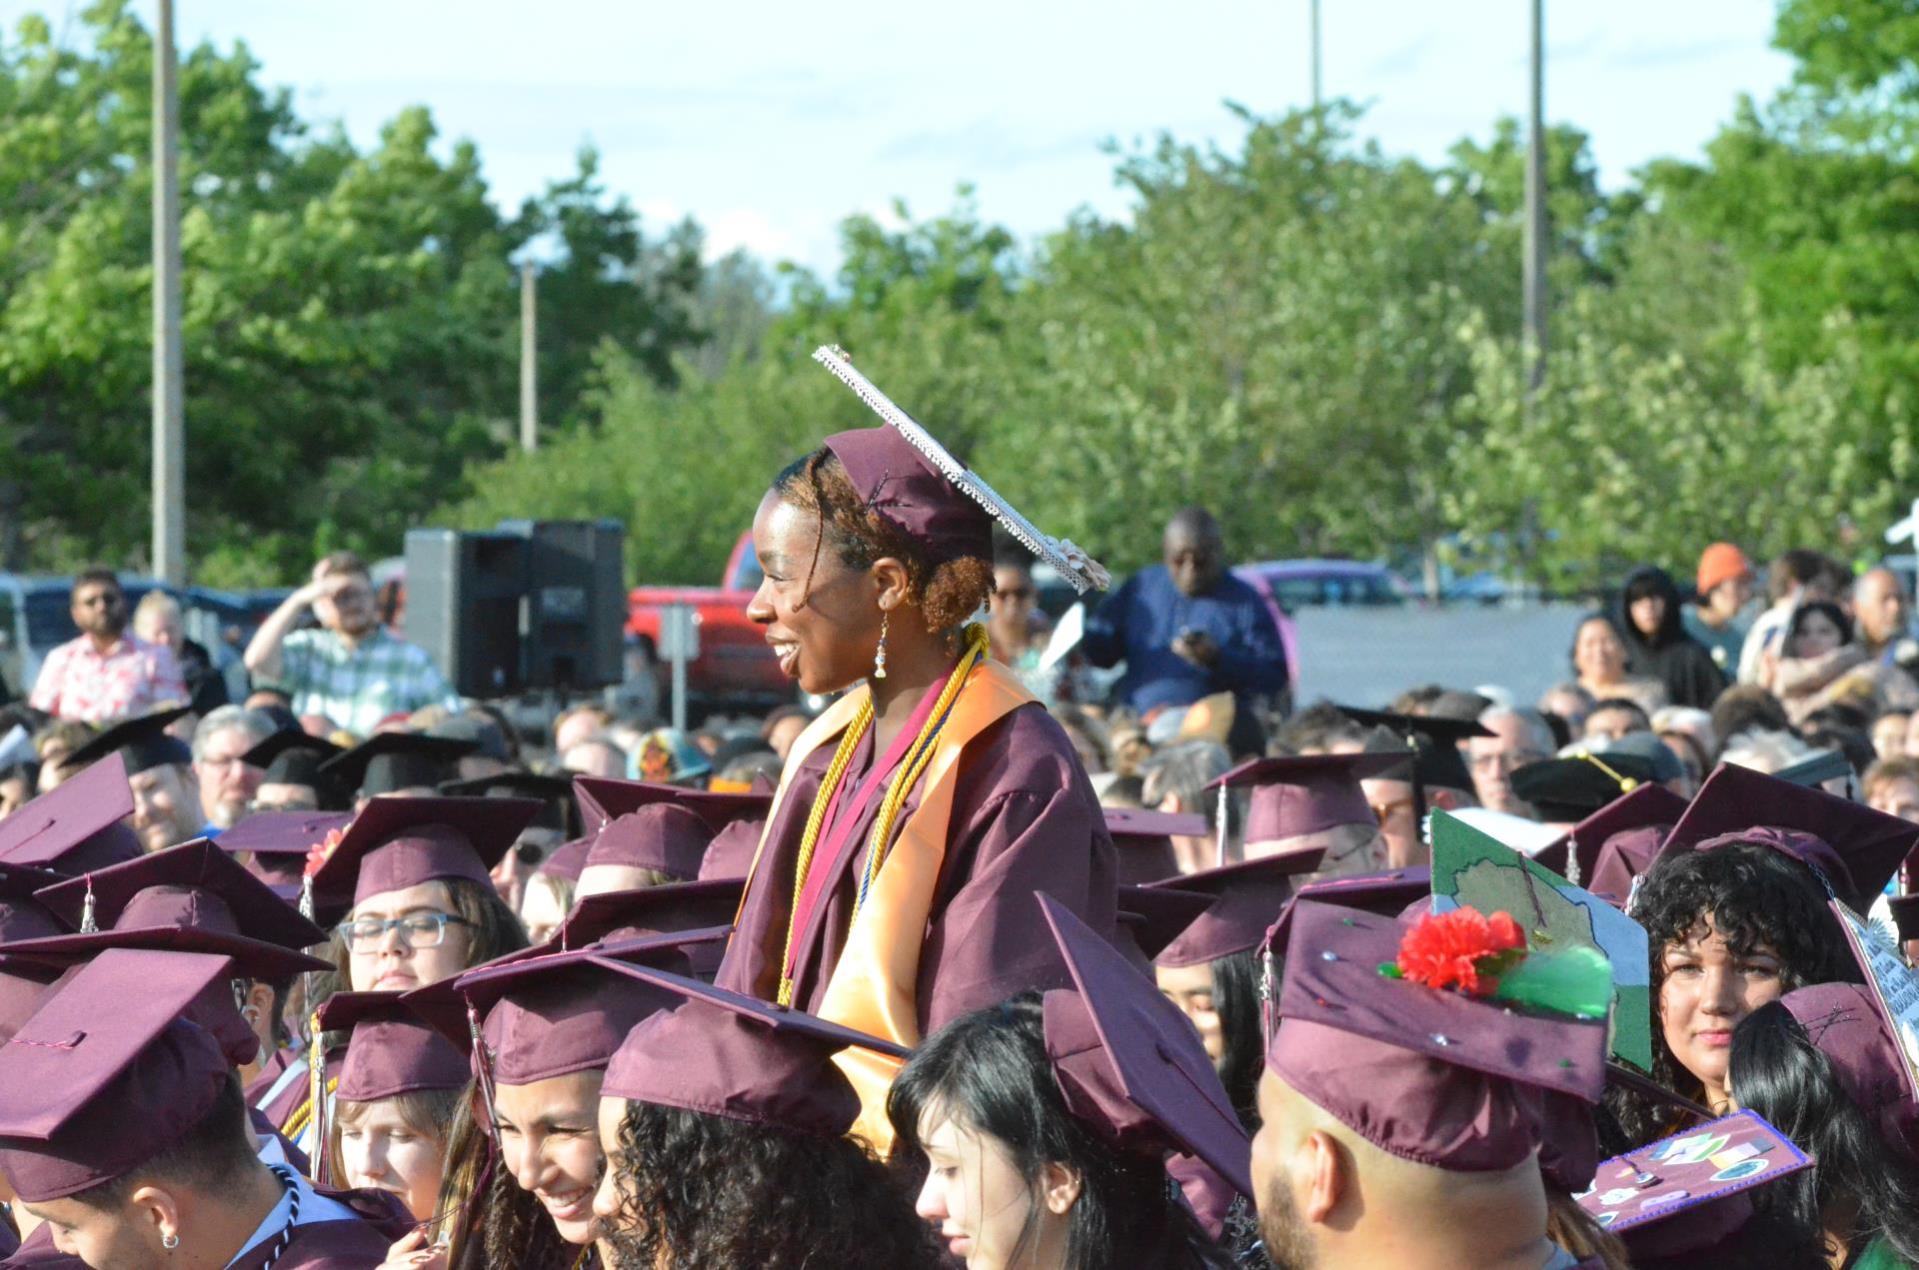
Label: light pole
xmin=152 ymin=0 xmax=186 ymax=583
xmin=1523 ymin=0 xmax=1548 ymax=391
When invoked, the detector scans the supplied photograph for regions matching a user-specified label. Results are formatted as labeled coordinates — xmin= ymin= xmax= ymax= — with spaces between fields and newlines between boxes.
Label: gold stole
xmin=740 ymin=661 xmax=1035 ymax=1149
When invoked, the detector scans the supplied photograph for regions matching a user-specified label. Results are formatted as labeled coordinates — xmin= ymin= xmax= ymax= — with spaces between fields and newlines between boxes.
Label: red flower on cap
xmin=1391 ymin=906 xmax=1526 ymax=996
xmin=304 ymin=827 xmax=346 ymax=879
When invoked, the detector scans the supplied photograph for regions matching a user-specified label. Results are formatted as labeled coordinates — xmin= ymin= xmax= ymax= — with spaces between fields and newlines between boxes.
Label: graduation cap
xmin=545 ymin=882 xmax=742 ymax=957
xmin=696 ymin=818 xmax=767 ymax=882
xmin=215 ymin=809 xmax=351 ymax=875
xmin=1537 ymin=783 xmax=1690 ymax=893
xmin=1266 ymin=900 xmax=1609 ymax=1173
xmin=1114 ymin=884 xmax=1214 ymax=975
xmin=440 ymin=771 xmax=581 ymax=840
xmin=1340 ymin=706 xmax=1487 ymax=830
xmin=0 ymin=954 xmax=65 ymax=1046
xmin=1205 ymin=753 xmax=1403 ymax=856
xmin=239 ymin=728 xmax=348 ymax=811
xmin=813 ymin=346 xmax=1108 ymax=591
xmin=1817 ymin=903 xmax=1919 ymax=1155
xmin=572 ymin=776 xmax=772 ymax=838
xmin=1577 ymin=1110 xmax=1812 ymax=1264
xmin=0 ymin=752 xmax=143 ymax=878
xmin=581 ymin=804 xmax=719 ymax=887
xmin=593 ymin=944 xmax=909 ymax=1140
xmin=1891 ymin=893 xmax=1919 ymax=944
xmin=5 ymin=839 xmax=329 ymax=981
xmin=1660 ymin=764 xmax=1919 ymax=914
xmin=1146 ymin=849 xmax=1327 ymax=969
xmin=0 ymin=863 xmax=67 ymax=945
xmin=0 ymin=948 xmax=235 ymax=1202
xmin=312 ymin=991 xmax=470 ymax=1103
xmin=1101 ymin=807 xmax=1198 ymax=886
xmin=1509 ymin=751 xmax=1663 ymax=825
xmin=1770 ymin=746 xmax=1854 ymax=790
xmin=1264 ymin=867 xmax=1433 ymax=958
xmin=317 ymin=732 xmax=476 ymax=800
xmin=1035 ymin=893 xmax=1253 ymax=1197
xmin=59 ymin=705 xmax=194 ymax=776
xmin=536 ymin=835 xmax=592 ymax=884
xmin=303 ymin=795 xmax=543 ymax=926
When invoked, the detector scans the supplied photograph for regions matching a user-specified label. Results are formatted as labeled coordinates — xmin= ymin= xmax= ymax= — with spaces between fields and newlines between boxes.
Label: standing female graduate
xmin=718 ymin=348 xmax=1118 ymax=1140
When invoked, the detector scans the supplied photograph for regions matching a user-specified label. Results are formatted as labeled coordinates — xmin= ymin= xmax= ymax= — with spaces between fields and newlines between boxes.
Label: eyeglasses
xmin=339 ymin=912 xmax=471 ymax=952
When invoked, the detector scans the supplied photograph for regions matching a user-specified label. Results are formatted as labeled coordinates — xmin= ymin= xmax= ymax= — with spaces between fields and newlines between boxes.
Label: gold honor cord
xmin=776 ymin=624 xmax=989 ymax=1007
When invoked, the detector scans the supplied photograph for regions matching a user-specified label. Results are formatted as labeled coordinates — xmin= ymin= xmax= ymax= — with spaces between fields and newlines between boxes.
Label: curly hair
xmin=602 ymin=1100 xmax=941 ymax=1270
xmin=773 ymin=447 xmax=993 ymax=635
xmin=1605 ymin=842 xmax=1859 ymax=1146
xmin=888 ymin=992 xmax=1238 ymax=1270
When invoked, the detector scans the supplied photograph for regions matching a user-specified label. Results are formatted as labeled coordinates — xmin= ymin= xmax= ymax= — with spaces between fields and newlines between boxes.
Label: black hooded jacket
xmin=1615 ymin=565 xmax=1727 ymax=709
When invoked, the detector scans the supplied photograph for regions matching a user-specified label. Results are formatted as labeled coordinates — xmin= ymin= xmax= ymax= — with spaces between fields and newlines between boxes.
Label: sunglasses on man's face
xmin=75 ymin=592 xmax=121 ymax=609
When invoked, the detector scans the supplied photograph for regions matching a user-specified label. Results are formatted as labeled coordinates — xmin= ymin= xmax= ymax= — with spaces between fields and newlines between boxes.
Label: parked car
xmin=1235 ymin=559 xmax=1407 ymax=609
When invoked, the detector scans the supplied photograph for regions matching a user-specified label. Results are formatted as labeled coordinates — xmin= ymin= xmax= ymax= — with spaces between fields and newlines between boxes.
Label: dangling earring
xmin=873 ymin=612 xmax=890 ymax=680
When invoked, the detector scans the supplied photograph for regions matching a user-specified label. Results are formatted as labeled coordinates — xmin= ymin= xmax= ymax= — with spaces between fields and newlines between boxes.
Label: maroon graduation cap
xmin=537 ymin=835 xmax=593 ymax=883
xmin=313 ymin=991 xmax=470 ymax=1103
xmin=1264 ymin=867 xmax=1432 ymax=958
xmin=573 ymin=776 xmax=772 ymax=838
xmin=1114 ymin=884 xmax=1215 ymax=974
xmin=304 ymin=795 xmax=542 ymax=925
xmin=1102 ymin=807 xmax=1199 ymax=886
xmin=1534 ymin=782 xmax=1689 ymax=893
xmin=0 ymin=949 xmax=234 ymax=1202
xmin=1207 ymin=753 xmax=1404 ymax=850
xmin=1267 ymin=900 xmax=1608 ymax=1172
xmin=0 ymin=751 xmax=142 ymax=877
xmin=593 ymin=947 xmax=908 ymax=1139
xmin=582 ymin=804 xmax=716 ymax=883
xmin=696 ymin=817 xmax=767 ymax=882
xmin=1146 ymin=849 xmax=1327 ymax=969
xmin=0 ymin=863 xmax=66 ymax=945
xmin=822 ymin=425 xmax=994 ymax=566
xmin=1660 ymin=764 xmax=1918 ymax=913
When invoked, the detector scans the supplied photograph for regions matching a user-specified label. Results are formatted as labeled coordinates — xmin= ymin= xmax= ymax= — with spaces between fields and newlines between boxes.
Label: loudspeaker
xmin=497 ymin=519 xmax=626 ymax=691
xmin=403 ymin=529 xmax=528 ymax=698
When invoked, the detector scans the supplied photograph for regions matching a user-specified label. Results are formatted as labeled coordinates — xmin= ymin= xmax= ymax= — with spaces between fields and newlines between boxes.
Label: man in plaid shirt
xmin=243 ymin=551 xmax=460 ymax=736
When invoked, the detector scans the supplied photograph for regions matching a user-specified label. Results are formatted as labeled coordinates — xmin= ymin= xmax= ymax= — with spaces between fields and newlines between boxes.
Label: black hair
xmin=73 ymin=1073 xmax=255 ymax=1209
xmin=69 ymin=568 xmax=121 ymax=601
xmin=1731 ymin=1001 xmax=1919 ymax=1264
xmin=1210 ymin=950 xmax=1265 ymax=1132
xmin=888 ymin=992 xmax=1236 ymax=1270
xmin=1586 ymin=697 xmax=1652 ymax=730
xmin=603 ymin=1100 xmax=940 ymax=1269
xmin=1605 ymin=843 xmax=1859 ymax=1146
xmin=1787 ymin=601 xmax=1854 ymax=652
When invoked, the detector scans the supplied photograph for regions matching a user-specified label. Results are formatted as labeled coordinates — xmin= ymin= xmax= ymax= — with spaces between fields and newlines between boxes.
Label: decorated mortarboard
xmin=572 ymin=775 xmax=771 ymax=838
xmin=1575 ymin=1110 xmax=1811 ymax=1260
xmin=1101 ymin=807 xmax=1200 ymax=886
xmin=59 ymin=705 xmax=194 ymax=775
xmin=580 ymin=803 xmax=717 ymax=885
xmin=1114 ymin=884 xmax=1214 ymax=974
xmin=1509 ymin=751 xmax=1663 ymax=825
xmin=317 ymin=731 xmax=476 ymax=799
xmin=1266 ymin=899 xmax=1611 ymax=1173
xmin=1428 ymin=810 xmax=1652 ymax=1070
xmin=440 ymin=771 xmax=582 ymax=840
xmin=0 ymin=752 xmax=143 ymax=876
xmin=1147 ymin=849 xmax=1327 ymax=969
xmin=1660 ymin=763 xmax=1919 ymax=915
xmin=1266 ymin=867 xmax=1433 ymax=957
xmin=592 ymin=944 xmax=908 ymax=1140
xmin=0 ymin=948 xmax=234 ymax=1202
xmin=1538 ymin=782 xmax=1689 ymax=894
xmin=812 ymin=346 xmax=1108 ymax=591
xmin=1816 ymin=904 xmax=1919 ymax=1155
xmin=312 ymin=991 xmax=470 ymax=1103
xmin=1208 ymin=753 xmax=1403 ymax=852
xmin=1035 ymin=893 xmax=1253 ymax=1196
xmin=302 ymin=794 xmax=542 ymax=926
xmin=5 ymin=839 xmax=329 ymax=981
xmin=239 ymin=728 xmax=349 ymax=810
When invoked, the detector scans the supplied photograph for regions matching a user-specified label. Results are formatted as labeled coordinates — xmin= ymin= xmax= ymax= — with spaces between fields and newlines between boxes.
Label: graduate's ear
xmin=1037 ymin=1160 xmax=1083 ymax=1216
xmin=869 ymin=557 xmax=913 ymax=615
xmin=127 ymin=1185 xmax=183 ymax=1252
xmin=1300 ymin=1129 xmax=1344 ymax=1223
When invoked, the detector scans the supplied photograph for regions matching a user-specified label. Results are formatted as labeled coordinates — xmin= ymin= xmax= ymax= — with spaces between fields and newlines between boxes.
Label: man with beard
xmin=29 ymin=571 xmax=185 ymax=724
xmin=243 ymin=551 xmax=459 ymax=737
xmin=1250 ymin=900 xmax=1612 ymax=1270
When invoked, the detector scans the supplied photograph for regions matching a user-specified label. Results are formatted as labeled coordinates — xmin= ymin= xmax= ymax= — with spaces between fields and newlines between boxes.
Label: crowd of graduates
xmin=0 ymin=349 xmax=1911 ymax=1269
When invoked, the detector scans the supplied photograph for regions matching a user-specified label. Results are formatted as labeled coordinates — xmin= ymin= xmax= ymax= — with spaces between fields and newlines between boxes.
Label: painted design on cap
xmin=1576 ymin=1110 xmax=1810 ymax=1252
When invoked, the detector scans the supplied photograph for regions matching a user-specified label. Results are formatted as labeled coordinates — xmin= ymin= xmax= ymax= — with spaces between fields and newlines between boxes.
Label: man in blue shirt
xmin=1082 ymin=507 xmax=1288 ymax=747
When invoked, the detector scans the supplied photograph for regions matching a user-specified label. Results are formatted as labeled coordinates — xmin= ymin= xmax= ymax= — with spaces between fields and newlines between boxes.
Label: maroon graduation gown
xmin=718 ymin=701 xmax=1117 ymax=1035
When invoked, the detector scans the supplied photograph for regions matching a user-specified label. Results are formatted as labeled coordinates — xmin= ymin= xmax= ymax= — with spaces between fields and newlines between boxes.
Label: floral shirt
xmin=29 ymin=634 xmax=186 ymax=722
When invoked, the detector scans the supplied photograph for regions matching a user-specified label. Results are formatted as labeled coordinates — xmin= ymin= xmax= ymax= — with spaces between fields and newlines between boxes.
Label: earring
xmin=873 ymin=612 xmax=889 ymax=680
xmin=162 ymin=1233 xmax=180 ymax=1250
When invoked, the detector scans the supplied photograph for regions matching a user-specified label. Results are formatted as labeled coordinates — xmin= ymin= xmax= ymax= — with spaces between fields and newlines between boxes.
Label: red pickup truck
xmin=625 ymin=532 xmax=793 ymax=708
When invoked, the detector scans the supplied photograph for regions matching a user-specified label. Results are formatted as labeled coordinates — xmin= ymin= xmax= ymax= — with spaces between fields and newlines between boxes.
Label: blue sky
xmin=10 ymin=2 xmax=1795 ymax=272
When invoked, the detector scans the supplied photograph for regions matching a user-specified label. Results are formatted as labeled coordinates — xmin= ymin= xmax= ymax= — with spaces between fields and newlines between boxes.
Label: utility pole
xmin=519 ymin=261 xmax=538 ymax=452
xmin=152 ymin=0 xmax=186 ymax=584
xmin=1523 ymin=0 xmax=1548 ymax=391
xmin=1309 ymin=0 xmax=1323 ymax=112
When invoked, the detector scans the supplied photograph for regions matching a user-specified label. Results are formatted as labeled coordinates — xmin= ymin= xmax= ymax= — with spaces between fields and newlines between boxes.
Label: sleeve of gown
xmin=916 ymin=786 xmax=1117 ymax=1036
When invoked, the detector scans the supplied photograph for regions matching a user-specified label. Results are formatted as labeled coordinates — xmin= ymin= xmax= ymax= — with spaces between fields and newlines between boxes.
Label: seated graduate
xmin=1730 ymin=974 xmax=1919 ymax=1267
xmin=569 ymin=776 xmax=769 ymax=896
xmin=1252 ymin=900 xmax=1615 ymax=1270
xmin=312 ymin=992 xmax=469 ymax=1225
xmin=0 ymin=950 xmax=408 ymax=1269
xmin=888 ymin=897 xmax=1248 ymax=1270
xmin=586 ymin=950 xmax=940 ymax=1270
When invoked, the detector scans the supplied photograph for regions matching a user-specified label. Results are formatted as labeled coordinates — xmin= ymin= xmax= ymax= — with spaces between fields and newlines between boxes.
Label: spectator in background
xmin=1738 ymin=548 xmax=1851 ymax=684
xmin=759 ymin=704 xmax=814 ymax=762
xmin=1139 ymin=739 xmax=1234 ymax=873
xmin=1466 ymin=706 xmax=1554 ymax=816
xmin=561 ymin=737 xmax=627 ymax=779
xmin=1653 ymin=705 xmax=1718 ymax=794
xmin=1874 ymin=708 xmax=1911 ymax=760
xmin=1082 ymin=506 xmax=1287 ymax=755
xmin=131 ymin=589 xmax=227 ymax=711
xmin=0 ymin=763 xmax=31 ymax=818
xmin=29 ymin=570 xmax=185 ymax=723
xmin=1582 ymin=698 xmax=1653 ymax=744
xmin=553 ymin=702 xmax=614 ymax=757
xmin=1616 ymin=564 xmax=1726 ymax=708
xmin=190 ymin=705 xmax=273 ymax=831
xmin=1864 ymin=756 xmax=1919 ymax=824
xmin=1854 ymin=566 xmax=1917 ymax=666
xmin=244 ymin=551 xmax=460 ymax=736
xmin=31 ymin=718 xmax=92 ymax=791
xmin=1534 ymin=682 xmax=1593 ymax=740
xmin=1683 ymin=542 xmax=1755 ymax=673
xmin=985 ymin=544 xmax=1047 ymax=678
xmin=1763 ymin=601 xmax=1919 ymax=728
xmin=1570 ymin=614 xmax=1666 ymax=715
